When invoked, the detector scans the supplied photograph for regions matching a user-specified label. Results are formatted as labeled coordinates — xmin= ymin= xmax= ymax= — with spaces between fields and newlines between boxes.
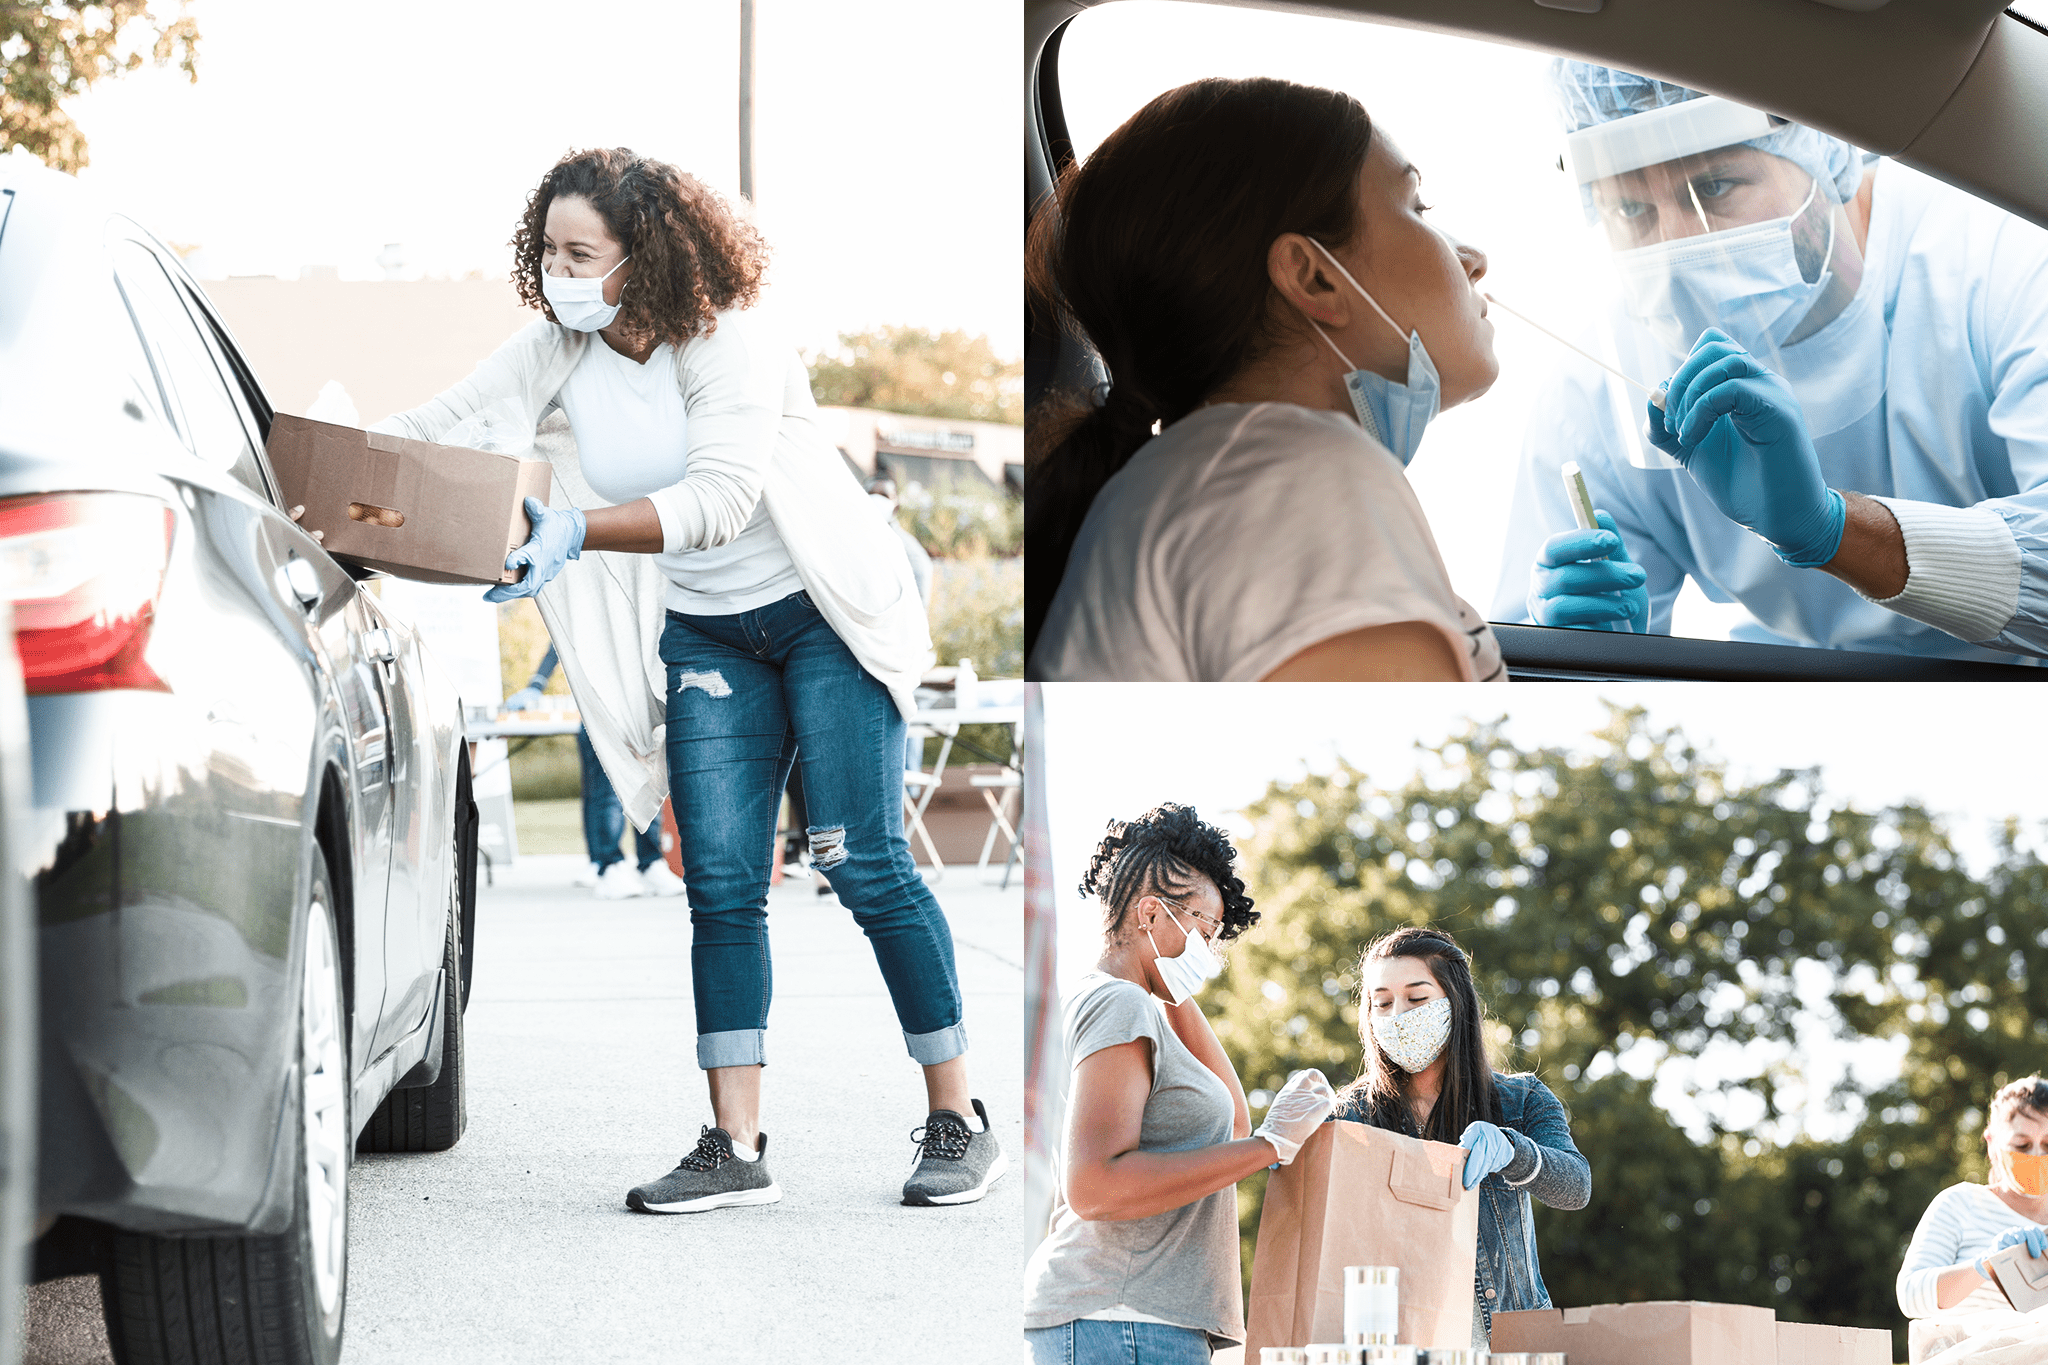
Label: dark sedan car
xmin=1 ymin=150 xmax=480 ymax=1364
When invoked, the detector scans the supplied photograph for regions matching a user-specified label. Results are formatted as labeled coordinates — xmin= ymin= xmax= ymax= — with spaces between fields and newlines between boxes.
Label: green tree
xmin=806 ymin=326 xmax=1022 ymax=425
xmin=2 ymin=2 xmax=200 ymax=172
xmin=1208 ymin=704 xmax=2048 ymax=1359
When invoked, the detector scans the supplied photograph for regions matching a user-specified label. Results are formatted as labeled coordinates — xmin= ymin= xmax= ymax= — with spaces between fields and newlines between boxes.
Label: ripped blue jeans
xmin=660 ymin=590 xmax=967 ymax=1071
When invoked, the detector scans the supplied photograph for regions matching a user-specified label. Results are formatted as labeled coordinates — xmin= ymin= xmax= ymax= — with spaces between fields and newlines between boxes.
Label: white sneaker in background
xmin=639 ymin=862 xmax=687 ymax=898
xmin=593 ymin=863 xmax=646 ymax=900
xmin=571 ymin=862 xmax=600 ymax=889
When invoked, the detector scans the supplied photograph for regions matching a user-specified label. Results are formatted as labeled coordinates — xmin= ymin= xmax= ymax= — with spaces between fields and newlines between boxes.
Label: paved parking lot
xmin=22 ymin=855 xmax=1023 ymax=1364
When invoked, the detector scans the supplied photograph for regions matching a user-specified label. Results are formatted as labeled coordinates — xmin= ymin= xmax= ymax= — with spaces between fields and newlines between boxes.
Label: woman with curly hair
xmin=1334 ymin=926 xmax=1589 ymax=1350
xmin=371 ymin=147 xmax=1001 ymax=1213
xmin=1023 ymin=804 xmax=1337 ymax=1363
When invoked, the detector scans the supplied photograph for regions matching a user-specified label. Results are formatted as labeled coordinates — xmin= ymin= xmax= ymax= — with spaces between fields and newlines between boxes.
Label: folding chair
xmin=970 ymin=768 xmax=1022 ymax=887
xmin=904 ymin=721 xmax=954 ymax=878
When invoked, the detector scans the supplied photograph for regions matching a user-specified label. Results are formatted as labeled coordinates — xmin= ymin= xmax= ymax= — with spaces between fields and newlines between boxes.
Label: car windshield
xmin=1053 ymin=3 xmax=2048 ymax=668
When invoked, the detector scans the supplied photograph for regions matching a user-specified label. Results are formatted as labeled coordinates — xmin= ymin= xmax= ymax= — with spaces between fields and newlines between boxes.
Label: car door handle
xmin=277 ymin=557 xmax=322 ymax=614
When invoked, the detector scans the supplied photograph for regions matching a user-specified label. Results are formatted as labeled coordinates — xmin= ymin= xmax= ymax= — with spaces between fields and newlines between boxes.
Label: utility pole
xmin=738 ymin=0 xmax=755 ymax=202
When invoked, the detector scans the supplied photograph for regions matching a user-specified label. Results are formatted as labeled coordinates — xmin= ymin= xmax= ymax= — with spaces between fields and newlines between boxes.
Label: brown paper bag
xmin=1490 ymin=1302 xmax=1779 ymax=1365
xmin=1245 ymin=1120 xmax=1479 ymax=1357
xmin=1984 ymin=1244 xmax=2048 ymax=1313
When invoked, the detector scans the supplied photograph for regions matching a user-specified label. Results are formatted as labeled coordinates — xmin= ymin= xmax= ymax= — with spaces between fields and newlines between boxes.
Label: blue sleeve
xmin=1499 ymin=1079 xmax=1591 ymax=1212
xmin=531 ymin=644 xmax=559 ymax=689
xmin=1971 ymin=209 xmax=2048 ymax=655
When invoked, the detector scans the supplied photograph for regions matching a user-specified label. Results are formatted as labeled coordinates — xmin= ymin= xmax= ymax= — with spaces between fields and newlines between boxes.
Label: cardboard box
xmin=1775 ymin=1320 xmax=1892 ymax=1365
xmin=1489 ymin=1302 xmax=1778 ymax=1365
xmin=266 ymin=415 xmax=551 ymax=585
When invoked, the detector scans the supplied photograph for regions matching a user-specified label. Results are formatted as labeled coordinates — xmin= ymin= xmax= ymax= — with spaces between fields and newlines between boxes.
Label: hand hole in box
xmin=347 ymin=502 xmax=406 ymax=528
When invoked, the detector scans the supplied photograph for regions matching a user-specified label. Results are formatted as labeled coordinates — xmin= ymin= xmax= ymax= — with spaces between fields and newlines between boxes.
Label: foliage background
xmin=1206 ymin=704 xmax=2048 ymax=1361
xmin=2 ymin=1 xmax=198 ymax=172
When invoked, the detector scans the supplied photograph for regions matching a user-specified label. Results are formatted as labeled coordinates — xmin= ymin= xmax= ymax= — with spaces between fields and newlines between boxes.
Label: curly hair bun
xmin=1080 ymin=801 xmax=1258 ymax=940
xmin=511 ymin=147 xmax=770 ymax=348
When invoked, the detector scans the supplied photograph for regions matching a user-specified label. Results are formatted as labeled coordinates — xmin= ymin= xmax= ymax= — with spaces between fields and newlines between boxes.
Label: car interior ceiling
xmin=1021 ymin=0 xmax=2048 ymax=680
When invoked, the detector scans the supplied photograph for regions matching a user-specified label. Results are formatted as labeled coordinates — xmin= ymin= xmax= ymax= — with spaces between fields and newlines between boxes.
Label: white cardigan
xmin=373 ymin=310 xmax=934 ymax=830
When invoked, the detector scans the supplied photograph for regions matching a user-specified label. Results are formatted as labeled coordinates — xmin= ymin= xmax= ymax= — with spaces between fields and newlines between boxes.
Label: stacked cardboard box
xmin=1489 ymin=1302 xmax=1891 ymax=1365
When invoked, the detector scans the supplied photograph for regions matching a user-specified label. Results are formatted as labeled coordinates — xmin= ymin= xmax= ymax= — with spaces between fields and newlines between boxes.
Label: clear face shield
xmin=1564 ymin=96 xmax=1881 ymax=468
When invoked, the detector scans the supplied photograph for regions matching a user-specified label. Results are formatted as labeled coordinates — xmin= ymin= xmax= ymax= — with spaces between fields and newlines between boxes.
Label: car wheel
xmin=100 ymin=850 xmax=349 ymax=1365
xmin=355 ymin=839 xmax=465 ymax=1155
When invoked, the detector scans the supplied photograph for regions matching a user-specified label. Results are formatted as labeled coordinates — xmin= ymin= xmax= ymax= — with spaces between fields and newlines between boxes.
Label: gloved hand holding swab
xmin=1483 ymin=292 xmax=1667 ymax=409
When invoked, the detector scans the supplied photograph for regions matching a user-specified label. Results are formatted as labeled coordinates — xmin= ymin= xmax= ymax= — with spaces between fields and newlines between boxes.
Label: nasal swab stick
xmin=1484 ymin=292 xmax=1667 ymax=409
xmin=1562 ymin=461 xmax=1599 ymax=531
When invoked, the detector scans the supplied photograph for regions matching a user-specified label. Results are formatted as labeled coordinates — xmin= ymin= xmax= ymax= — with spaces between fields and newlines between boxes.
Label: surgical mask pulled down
xmin=542 ymin=253 xmax=633 ymax=332
xmin=1300 ymin=238 xmax=1443 ymax=467
xmin=1144 ymin=901 xmax=1223 ymax=1006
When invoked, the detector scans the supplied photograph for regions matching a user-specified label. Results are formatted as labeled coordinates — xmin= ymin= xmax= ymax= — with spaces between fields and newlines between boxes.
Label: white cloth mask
xmin=1144 ymin=902 xmax=1222 ymax=1006
xmin=1300 ymin=239 xmax=1443 ymax=467
xmin=1613 ymin=176 xmax=1833 ymax=359
xmin=1370 ymin=996 xmax=1453 ymax=1074
xmin=542 ymin=253 xmax=633 ymax=332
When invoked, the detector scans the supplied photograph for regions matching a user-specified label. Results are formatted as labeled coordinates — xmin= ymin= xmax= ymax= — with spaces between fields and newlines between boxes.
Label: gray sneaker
xmin=626 ymin=1126 xmax=783 ymax=1214
xmin=901 ymin=1098 xmax=1008 ymax=1206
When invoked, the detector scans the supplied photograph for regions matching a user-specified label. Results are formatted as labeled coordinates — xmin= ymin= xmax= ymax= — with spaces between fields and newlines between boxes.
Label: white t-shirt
xmin=1028 ymin=402 xmax=1504 ymax=681
xmin=555 ymin=335 xmax=802 ymax=615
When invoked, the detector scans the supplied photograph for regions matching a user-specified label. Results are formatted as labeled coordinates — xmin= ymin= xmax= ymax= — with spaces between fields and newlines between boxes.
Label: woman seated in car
xmin=1896 ymin=1075 xmax=2048 ymax=1358
xmin=1025 ymin=76 xmax=1514 ymax=682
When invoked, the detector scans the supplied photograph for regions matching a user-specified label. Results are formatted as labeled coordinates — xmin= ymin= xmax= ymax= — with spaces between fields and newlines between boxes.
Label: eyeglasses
xmin=1157 ymin=896 xmax=1224 ymax=941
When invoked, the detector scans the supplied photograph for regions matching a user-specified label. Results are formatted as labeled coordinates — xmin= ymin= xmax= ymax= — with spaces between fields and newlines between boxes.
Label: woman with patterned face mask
xmin=1333 ymin=926 xmax=1589 ymax=1351
xmin=1898 ymin=1075 xmax=2048 ymax=1328
xmin=1025 ymin=804 xmax=1337 ymax=1364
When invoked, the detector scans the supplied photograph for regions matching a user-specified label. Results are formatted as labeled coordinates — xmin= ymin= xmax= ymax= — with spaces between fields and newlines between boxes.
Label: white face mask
xmin=1370 ymin=996 xmax=1453 ymax=1074
xmin=541 ymin=252 xmax=632 ymax=332
xmin=1613 ymin=175 xmax=1832 ymax=359
xmin=1143 ymin=901 xmax=1222 ymax=1006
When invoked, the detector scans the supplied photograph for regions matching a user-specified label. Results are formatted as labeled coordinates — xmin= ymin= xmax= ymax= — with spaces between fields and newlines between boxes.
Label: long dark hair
xmin=1344 ymin=925 xmax=1501 ymax=1144
xmin=1078 ymin=802 xmax=1259 ymax=943
xmin=1023 ymin=77 xmax=1375 ymax=648
xmin=511 ymin=147 xmax=769 ymax=346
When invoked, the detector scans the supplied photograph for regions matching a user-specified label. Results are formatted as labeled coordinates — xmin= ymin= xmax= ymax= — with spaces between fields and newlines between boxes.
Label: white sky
xmin=1055 ymin=3 xmax=1759 ymax=636
xmin=1039 ymin=683 xmax=2048 ymax=1140
xmin=63 ymin=0 xmax=1019 ymax=356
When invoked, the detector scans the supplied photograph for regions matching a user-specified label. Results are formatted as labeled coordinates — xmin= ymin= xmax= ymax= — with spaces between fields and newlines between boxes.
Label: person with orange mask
xmin=1897 ymin=1075 xmax=2048 ymax=1319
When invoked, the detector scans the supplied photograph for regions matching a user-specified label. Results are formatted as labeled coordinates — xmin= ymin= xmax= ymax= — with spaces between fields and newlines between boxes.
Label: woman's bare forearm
xmin=1069 ymin=1137 xmax=1278 ymax=1222
xmin=579 ymin=498 xmax=667 ymax=554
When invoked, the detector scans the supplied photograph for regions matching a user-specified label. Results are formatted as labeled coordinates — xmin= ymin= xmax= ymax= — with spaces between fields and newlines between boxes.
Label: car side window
xmin=108 ymin=238 xmax=273 ymax=502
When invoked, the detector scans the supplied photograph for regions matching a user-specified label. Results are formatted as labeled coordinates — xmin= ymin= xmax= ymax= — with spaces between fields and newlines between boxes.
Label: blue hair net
xmin=1551 ymin=59 xmax=1863 ymax=204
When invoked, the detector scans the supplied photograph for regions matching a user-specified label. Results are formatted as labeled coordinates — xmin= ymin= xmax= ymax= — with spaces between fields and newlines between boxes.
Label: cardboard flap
xmin=1563 ymin=1307 xmax=1593 ymax=1325
xmin=2011 ymin=1249 xmax=2048 ymax=1291
xmin=365 ymin=432 xmax=405 ymax=455
xmin=1387 ymin=1142 xmax=1458 ymax=1210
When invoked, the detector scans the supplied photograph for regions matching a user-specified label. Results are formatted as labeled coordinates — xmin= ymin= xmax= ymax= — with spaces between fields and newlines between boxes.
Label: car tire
xmin=355 ymin=849 xmax=465 ymax=1155
xmin=99 ymin=851 xmax=350 ymax=1365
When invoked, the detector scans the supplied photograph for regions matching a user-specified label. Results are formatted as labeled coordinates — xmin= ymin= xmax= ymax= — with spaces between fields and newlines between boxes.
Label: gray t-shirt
xmin=1022 ymin=973 xmax=1245 ymax=1345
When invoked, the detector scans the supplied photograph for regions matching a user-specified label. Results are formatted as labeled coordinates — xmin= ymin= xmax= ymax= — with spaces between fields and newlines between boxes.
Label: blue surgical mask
xmin=1303 ymin=238 xmax=1443 ymax=467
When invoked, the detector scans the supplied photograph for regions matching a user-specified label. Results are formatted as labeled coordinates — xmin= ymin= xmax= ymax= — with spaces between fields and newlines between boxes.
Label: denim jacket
xmin=1333 ymin=1072 xmax=1591 ymax=1335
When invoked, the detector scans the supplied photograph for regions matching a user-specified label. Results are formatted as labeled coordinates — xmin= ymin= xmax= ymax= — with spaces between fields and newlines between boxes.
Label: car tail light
xmin=0 ymin=493 xmax=176 ymax=694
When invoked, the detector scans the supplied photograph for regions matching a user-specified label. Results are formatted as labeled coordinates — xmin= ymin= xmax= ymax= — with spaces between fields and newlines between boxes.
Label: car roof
xmin=1026 ymin=0 xmax=2048 ymax=232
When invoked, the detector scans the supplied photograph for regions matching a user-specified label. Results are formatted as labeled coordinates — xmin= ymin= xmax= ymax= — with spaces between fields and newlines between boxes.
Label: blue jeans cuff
xmin=697 ymin=1029 xmax=766 ymax=1070
xmin=904 ymin=1021 xmax=967 ymax=1066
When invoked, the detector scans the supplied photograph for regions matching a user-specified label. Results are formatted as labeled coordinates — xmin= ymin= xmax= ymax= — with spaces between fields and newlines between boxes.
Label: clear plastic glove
xmin=1458 ymin=1120 xmax=1516 ymax=1190
xmin=1254 ymin=1068 xmax=1337 ymax=1166
xmin=1648 ymin=328 xmax=1846 ymax=568
xmin=501 ymin=686 xmax=544 ymax=714
xmin=1528 ymin=510 xmax=1648 ymax=633
xmin=483 ymin=498 xmax=586 ymax=604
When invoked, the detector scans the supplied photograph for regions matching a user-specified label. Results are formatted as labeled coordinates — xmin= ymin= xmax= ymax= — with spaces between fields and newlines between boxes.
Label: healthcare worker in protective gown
xmin=1491 ymin=62 xmax=2048 ymax=664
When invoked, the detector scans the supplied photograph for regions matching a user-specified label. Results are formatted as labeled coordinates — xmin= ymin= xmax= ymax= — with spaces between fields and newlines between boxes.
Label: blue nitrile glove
xmin=1458 ymin=1120 xmax=1516 ymax=1190
xmin=501 ymin=686 xmax=544 ymax=714
xmin=1528 ymin=510 xmax=1649 ymax=633
xmin=1648 ymin=328 xmax=1846 ymax=569
xmin=1981 ymin=1224 xmax=2048 ymax=1277
xmin=483 ymin=497 xmax=586 ymax=603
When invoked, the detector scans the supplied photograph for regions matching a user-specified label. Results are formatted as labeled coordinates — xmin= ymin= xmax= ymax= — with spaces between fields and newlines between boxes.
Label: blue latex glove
xmin=1528 ymin=510 xmax=1649 ymax=633
xmin=1458 ymin=1120 xmax=1516 ymax=1190
xmin=1647 ymin=328 xmax=1846 ymax=568
xmin=483 ymin=498 xmax=586 ymax=603
xmin=1984 ymin=1224 xmax=2048 ymax=1278
xmin=500 ymin=686 xmax=544 ymax=714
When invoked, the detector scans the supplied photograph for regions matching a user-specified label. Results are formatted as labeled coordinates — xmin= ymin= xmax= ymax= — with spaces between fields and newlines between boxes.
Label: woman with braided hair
xmin=372 ymin=147 xmax=1001 ymax=1214
xmin=1025 ymin=76 xmax=1507 ymax=683
xmin=1335 ymin=925 xmax=1589 ymax=1350
xmin=1024 ymin=804 xmax=1338 ymax=1363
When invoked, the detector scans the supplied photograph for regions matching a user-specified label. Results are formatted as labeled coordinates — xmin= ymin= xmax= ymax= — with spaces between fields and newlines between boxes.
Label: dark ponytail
xmin=1024 ymin=76 xmax=1375 ymax=649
